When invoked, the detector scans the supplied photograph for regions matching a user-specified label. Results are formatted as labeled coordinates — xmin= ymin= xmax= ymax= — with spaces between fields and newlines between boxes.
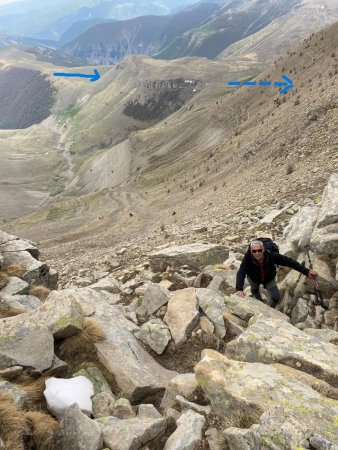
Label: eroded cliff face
xmin=123 ymin=78 xmax=198 ymax=121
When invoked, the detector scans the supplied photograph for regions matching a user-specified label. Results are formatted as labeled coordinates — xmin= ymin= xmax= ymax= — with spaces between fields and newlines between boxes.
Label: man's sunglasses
xmin=251 ymin=249 xmax=263 ymax=253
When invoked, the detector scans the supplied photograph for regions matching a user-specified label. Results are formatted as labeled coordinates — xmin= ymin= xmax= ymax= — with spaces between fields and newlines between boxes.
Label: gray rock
xmin=227 ymin=317 xmax=338 ymax=387
xmin=0 ymin=293 xmax=41 ymax=316
xmin=164 ymin=288 xmax=199 ymax=345
xmin=161 ymin=374 xmax=198 ymax=410
xmin=138 ymin=404 xmax=162 ymax=419
xmin=291 ymin=298 xmax=311 ymax=325
xmin=0 ymin=325 xmax=54 ymax=371
xmin=224 ymin=405 xmax=312 ymax=450
xmin=90 ymin=276 xmax=121 ymax=294
xmin=1 ymin=277 xmax=29 ymax=296
xmin=316 ymin=173 xmax=338 ymax=228
xmin=136 ymin=282 xmax=170 ymax=316
xmin=223 ymin=312 xmax=245 ymax=338
xmin=0 ymin=231 xmax=39 ymax=258
xmin=149 ymin=243 xmax=228 ymax=272
xmin=195 ymin=288 xmax=226 ymax=338
xmin=163 ymin=409 xmax=205 ymax=450
xmin=61 ymin=288 xmax=177 ymax=402
xmin=0 ymin=380 xmax=27 ymax=407
xmin=112 ymin=398 xmax=136 ymax=419
xmin=97 ymin=416 xmax=166 ymax=450
xmin=2 ymin=250 xmax=49 ymax=285
xmin=134 ymin=319 xmax=171 ymax=354
xmin=54 ymin=403 xmax=103 ymax=450
xmin=304 ymin=328 xmax=338 ymax=345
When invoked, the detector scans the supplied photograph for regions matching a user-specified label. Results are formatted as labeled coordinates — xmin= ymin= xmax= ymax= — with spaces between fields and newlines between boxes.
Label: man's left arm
xmin=272 ymin=253 xmax=317 ymax=277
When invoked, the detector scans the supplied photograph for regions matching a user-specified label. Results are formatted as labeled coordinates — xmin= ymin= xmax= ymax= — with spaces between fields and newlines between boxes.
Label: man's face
xmin=251 ymin=243 xmax=264 ymax=261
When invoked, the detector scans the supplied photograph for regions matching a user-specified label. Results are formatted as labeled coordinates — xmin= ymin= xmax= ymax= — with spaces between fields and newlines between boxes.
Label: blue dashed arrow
xmin=228 ymin=75 xmax=293 ymax=94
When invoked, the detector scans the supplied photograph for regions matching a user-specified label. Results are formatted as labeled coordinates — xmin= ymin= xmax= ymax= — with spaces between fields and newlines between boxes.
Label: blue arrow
xmin=228 ymin=75 xmax=293 ymax=94
xmin=53 ymin=69 xmax=101 ymax=82
xmin=274 ymin=75 xmax=293 ymax=94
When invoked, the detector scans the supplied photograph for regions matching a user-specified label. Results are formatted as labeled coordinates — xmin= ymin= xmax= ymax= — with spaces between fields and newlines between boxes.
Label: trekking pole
xmin=307 ymin=252 xmax=328 ymax=310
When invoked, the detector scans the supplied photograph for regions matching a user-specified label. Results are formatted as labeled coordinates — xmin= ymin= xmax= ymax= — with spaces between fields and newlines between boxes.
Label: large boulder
xmin=226 ymin=317 xmax=338 ymax=387
xmin=97 ymin=416 xmax=167 ymax=450
xmin=164 ymin=288 xmax=199 ymax=345
xmin=0 ymin=231 xmax=39 ymax=258
xmin=149 ymin=243 xmax=228 ymax=272
xmin=0 ymin=325 xmax=54 ymax=371
xmin=0 ymin=277 xmax=29 ymax=296
xmin=195 ymin=350 xmax=338 ymax=447
xmin=282 ymin=206 xmax=318 ymax=253
xmin=310 ymin=173 xmax=338 ymax=255
xmin=2 ymin=250 xmax=49 ymax=286
xmin=59 ymin=288 xmax=177 ymax=401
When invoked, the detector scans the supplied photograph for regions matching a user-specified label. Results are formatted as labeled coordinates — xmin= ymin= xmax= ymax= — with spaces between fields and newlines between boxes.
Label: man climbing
xmin=235 ymin=239 xmax=318 ymax=308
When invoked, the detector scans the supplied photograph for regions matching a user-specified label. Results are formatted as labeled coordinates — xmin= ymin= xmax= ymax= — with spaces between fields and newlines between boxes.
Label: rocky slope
xmin=0 ymin=173 xmax=337 ymax=449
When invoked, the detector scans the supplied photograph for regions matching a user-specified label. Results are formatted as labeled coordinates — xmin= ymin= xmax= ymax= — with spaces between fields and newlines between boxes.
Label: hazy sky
xmin=0 ymin=0 xmax=18 ymax=4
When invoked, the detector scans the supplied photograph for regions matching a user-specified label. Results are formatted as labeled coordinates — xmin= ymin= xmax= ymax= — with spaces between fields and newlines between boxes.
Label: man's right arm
xmin=236 ymin=256 xmax=248 ymax=292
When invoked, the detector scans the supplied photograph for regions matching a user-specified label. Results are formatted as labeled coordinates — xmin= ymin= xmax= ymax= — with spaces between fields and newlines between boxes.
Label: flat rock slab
xmin=0 ymin=325 xmax=54 ymax=371
xmin=97 ymin=416 xmax=166 ymax=450
xmin=60 ymin=288 xmax=178 ymax=402
xmin=149 ymin=243 xmax=228 ymax=272
xmin=223 ymin=295 xmax=290 ymax=324
xmin=164 ymin=288 xmax=199 ymax=345
xmin=0 ymin=291 xmax=84 ymax=340
xmin=196 ymin=288 xmax=226 ymax=338
xmin=227 ymin=317 xmax=338 ymax=387
xmin=195 ymin=350 xmax=338 ymax=447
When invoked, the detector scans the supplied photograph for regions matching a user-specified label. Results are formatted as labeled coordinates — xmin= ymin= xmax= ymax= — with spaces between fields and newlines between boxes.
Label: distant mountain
xmin=61 ymin=0 xmax=338 ymax=64
xmin=0 ymin=0 xmax=199 ymax=41
xmin=57 ymin=18 xmax=114 ymax=47
xmin=60 ymin=2 xmax=220 ymax=64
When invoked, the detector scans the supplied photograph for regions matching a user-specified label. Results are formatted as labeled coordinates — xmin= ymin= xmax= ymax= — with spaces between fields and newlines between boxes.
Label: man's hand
xmin=235 ymin=291 xmax=246 ymax=297
xmin=308 ymin=269 xmax=318 ymax=278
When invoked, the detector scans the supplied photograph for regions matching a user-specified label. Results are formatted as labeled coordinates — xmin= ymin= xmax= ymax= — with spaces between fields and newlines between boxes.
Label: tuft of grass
xmin=14 ymin=374 xmax=50 ymax=409
xmin=59 ymin=318 xmax=105 ymax=360
xmin=3 ymin=264 xmax=26 ymax=278
xmin=29 ymin=285 xmax=51 ymax=301
xmin=0 ymin=393 xmax=29 ymax=450
xmin=25 ymin=411 xmax=58 ymax=450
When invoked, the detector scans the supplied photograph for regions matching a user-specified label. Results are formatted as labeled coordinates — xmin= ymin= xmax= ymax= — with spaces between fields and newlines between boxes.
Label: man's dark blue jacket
xmin=236 ymin=251 xmax=310 ymax=291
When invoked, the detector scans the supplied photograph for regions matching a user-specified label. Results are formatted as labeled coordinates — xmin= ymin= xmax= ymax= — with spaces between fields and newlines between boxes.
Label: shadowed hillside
xmin=0 ymin=67 xmax=56 ymax=129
